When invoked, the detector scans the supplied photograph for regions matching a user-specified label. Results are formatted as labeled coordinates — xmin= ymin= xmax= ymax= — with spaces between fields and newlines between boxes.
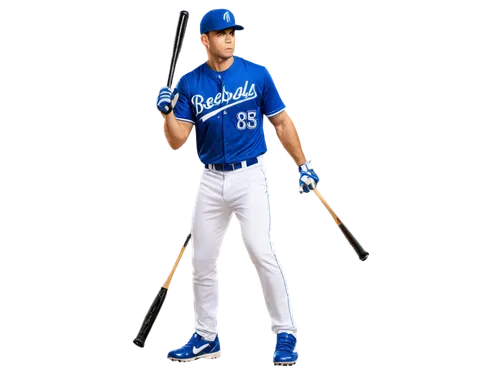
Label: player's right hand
xmin=157 ymin=86 xmax=179 ymax=115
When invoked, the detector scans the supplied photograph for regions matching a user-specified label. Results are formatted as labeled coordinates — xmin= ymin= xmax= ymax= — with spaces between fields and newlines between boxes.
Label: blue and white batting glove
xmin=156 ymin=86 xmax=179 ymax=115
xmin=298 ymin=160 xmax=319 ymax=194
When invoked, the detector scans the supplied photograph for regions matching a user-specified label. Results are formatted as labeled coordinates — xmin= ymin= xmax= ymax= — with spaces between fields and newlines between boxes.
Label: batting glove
xmin=298 ymin=160 xmax=319 ymax=194
xmin=157 ymin=86 xmax=179 ymax=115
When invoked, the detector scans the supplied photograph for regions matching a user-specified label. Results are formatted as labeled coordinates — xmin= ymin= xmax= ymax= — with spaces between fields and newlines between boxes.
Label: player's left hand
xmin=298 ymin=161 xmax=319 ymax=194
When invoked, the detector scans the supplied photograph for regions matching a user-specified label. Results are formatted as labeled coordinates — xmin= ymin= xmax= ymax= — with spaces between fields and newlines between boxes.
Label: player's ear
xmin=201 ymin=33 xmax=209 ymax=48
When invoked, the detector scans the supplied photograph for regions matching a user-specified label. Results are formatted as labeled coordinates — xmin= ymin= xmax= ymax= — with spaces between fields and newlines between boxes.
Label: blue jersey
xmin=173 ymin=56 xmax=286 ymax=165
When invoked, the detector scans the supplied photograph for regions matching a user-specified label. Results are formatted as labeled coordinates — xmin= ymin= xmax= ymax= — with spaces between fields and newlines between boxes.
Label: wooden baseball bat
xmin=160 ymin=9 xmax=191 ymax=142
xmin=167 ymin=10 xmax=189 ymax=87
xmin=313 ymin=189 xmax=369 ymax=261
xmin=133 ymin=234 xmax=191 ymax=347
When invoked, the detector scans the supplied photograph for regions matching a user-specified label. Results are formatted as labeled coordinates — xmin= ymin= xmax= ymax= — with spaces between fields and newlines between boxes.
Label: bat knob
xmin=359 ymin=252 xmax=369 ymax=261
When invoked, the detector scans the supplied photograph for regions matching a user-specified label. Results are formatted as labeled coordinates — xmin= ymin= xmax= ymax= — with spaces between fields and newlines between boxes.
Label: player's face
xmin=205 ymin=28 xmax=235 ymax=59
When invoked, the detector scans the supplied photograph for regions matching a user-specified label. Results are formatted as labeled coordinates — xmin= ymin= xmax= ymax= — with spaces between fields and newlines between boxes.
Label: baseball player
xmin=156 ymin=9 xmax=319 ymax=366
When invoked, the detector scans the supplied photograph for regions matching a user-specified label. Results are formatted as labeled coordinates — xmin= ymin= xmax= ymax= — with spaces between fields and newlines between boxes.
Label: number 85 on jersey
xmin=236 ymin=110 xmax=257 ymax=130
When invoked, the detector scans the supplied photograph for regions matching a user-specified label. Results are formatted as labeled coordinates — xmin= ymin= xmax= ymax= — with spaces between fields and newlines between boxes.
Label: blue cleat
xmin=273 ymin=333 xmax=298 ymax=366
xmin=168 ymin=332 xmax=221 ymax=362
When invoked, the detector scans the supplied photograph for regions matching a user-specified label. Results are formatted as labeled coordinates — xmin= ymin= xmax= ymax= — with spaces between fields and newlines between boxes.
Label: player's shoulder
xmin=235 ymin=56 xmax=269 ymax=74
xmin=175 ymin=60 xmax=206 ymax=85
xmin=234 ymin=56 xmax=273 ymax=85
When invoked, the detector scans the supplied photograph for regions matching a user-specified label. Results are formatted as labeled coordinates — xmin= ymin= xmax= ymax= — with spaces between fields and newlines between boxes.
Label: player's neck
xmin=206 ymin=56 xmax=234 ymax=72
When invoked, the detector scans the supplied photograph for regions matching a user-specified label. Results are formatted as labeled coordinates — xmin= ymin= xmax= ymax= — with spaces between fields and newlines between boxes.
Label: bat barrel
xmin=133 ymin=287 xmax=168 ymax=347
xmin=133 ymin=234 xmax=190 ymax=347
xmin=357 ymin=253 xmax=372 ymax=264
xmin=339 ymin=223 xmax=369 ymax=261
xmin=133 ymin=337 xmax=145 ymax=348
xmin=167 ymin=10 xmax=189 ymax=87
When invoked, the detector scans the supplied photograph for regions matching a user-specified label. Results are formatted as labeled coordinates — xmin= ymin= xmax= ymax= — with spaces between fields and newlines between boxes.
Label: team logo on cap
xmin=223 ymin=11 xmax=230 ymax=22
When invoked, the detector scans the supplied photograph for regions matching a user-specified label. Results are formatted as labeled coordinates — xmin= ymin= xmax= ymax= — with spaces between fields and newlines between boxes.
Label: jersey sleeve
xmin=261 ymin=68 xmax=286 ymax=117
xmin=173 ymin=77 xmax=195 ymax=124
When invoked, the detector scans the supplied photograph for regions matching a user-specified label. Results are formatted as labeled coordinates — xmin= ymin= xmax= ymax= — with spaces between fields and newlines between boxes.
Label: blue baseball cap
xmin=200 ymin=9 xmax=244 ymax=34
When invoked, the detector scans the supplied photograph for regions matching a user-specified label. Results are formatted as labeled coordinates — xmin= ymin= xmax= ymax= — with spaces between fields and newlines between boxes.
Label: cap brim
xmin=211 ymin=25 xmax=244 ymax=32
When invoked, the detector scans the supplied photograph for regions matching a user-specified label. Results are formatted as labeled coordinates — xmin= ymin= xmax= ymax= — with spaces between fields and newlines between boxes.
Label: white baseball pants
xmin=190 ymin=155 xmax=297 ymax=341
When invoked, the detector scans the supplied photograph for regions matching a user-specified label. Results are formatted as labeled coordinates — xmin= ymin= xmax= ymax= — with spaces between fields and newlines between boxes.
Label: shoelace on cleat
xmin=275 ymin=336 xmax=296 ymax=352
xmin=182 ymin=334 xmax=200 ymax=349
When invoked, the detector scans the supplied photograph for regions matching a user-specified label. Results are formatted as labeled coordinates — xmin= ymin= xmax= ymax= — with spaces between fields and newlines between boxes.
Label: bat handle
xmin=182 ymin=232 xmax=191 ymax=247
xmin=307 ymin=181 xmax=319 ymax=200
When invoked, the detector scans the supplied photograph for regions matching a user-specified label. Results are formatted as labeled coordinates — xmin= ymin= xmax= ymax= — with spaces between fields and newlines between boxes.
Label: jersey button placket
xmin=221 ymin=78 xmax=228 ymax=164
xmin=220 ymin=78 xmax=228 ymax=202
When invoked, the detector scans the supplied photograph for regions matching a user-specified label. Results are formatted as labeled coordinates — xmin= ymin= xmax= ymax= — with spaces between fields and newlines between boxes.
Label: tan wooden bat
xmin=130 ymin=232 xmax=191 ymax=350
xmin=312 ymin=183 xmax=372 ymax=264
xmin=160 ymin=235 xmax=191 ymax=290
xmin=313 ymin=187 xmax=342 ymax=226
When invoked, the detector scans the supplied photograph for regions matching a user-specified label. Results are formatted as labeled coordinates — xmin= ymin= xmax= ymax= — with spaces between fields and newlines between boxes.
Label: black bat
xmin=133 ymin=234 xmax=191 ymax=347
xmin=160 ymin=9 xmax=191 ymax=142
xmin=167 ymin=10 xmax=189 ymax=87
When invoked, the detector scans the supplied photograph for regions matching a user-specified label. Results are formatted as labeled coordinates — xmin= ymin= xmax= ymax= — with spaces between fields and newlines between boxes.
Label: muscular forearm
xmin=162 ymin=112 xmax=189 ymax=150
xmin=273 ymin=115 xmax=307 ymax=166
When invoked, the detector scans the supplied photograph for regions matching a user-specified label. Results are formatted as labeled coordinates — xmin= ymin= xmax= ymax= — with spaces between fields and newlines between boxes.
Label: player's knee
xmin=243 ymin=241 xmax=277 ymax=269
xmin=192 ymin=252 xmax=217 ymax=277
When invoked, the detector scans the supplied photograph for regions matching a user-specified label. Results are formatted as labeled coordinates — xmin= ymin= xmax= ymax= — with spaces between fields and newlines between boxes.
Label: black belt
xmin=205 ymin=157 xmax=259 ymax=171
